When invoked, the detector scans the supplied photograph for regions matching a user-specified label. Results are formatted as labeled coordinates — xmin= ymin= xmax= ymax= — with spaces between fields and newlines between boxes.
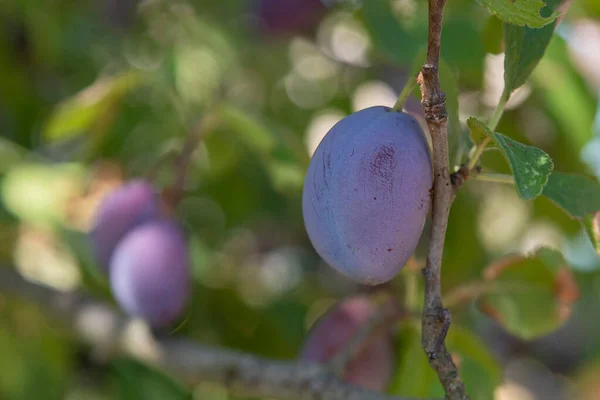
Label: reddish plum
xmin=300 ymin=296 xmax=394 ymax=391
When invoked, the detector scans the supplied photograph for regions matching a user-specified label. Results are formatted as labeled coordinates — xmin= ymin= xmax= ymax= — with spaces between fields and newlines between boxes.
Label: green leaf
xmin=476 ymin=0 xmax=558 ymax=28
xmin=466 ymin=117 xmax=488 ymax=144
xmin=445 ymin=325 xmax=503 ymax=400
xmin=360 ymin=0 xmax=423 ymax=63
xmin=482 ymin=15 xmax=504 ymax=55
xmin=112 ymin=358 xmax=191 ymax=400
xmin=493 ymin=133 xmax=553 ymax=199
xmin=478 ymin=248 xmax=579 ymax=340
xmin=467 ymin=118 xmax=553 ymax=200
xmin=584 ymin=212 xmax=600 ymax=256
xmin=42 ymin=71 xmax=143 ymax=143
xmin=542 ymin=172 xmax=600 ymax=219
xmin=503 ymin=0 xmax=563 ymax=94
xmin=389 ymin=324 xmax=441 ymax=397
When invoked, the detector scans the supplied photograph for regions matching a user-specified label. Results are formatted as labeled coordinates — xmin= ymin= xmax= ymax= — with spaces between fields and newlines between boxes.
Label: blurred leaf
xmin=476 ymin=0 xmax=557 ymax=28
xmin=266 ymin=158 xmax=305 ymax=192
xmin=0 ymin=138 xmax=26 ymax=174
xmin=502 ymin=0 xmax=562 ymax=94
xmin=575 ymin=360 xmax=600 ymax=400
xmin=59 ymin=227 xmax=111 ymax=296
xmin=1 ymin=163 xmax=85 ymax=226
xmin=42 ymin=71 xmax=143 ymax=143
xmin=482 ymin=15 xmax=503 ymax=55
xmin=542 ymin=172 xmax=600 ymax=219
xmin=361 ymin=0 xmax=423 ymax=64
xmin=584 ymin=212 xmax=600 ymax=256
xmin=531 ymin=35 xmax=596 ymax=152
xmin=478 ymin=248 xmax=579 ymax=340
xmin=389 ymin=324 xmax=441 ymax=397
xmin=442 ymin=189 xmax=488 ymax=290
xmin=0 ymin=306 xmax=73 ymax=400
xmin=441 ymin=17 xmax=486 ymax=85
xmin=218 ymin=104 xmax=275 ymax=155
xmin=445 ymin=325 xmax=502 ymax=400
xmin=112 ymin=358 xmax=191 ymax=400
xmin=467 ymin=117 xmax=553 ymax=200
xmin=440 ymin=58 xmax=472 ymax=167
xmin=218 ymin=104 xmax=305 ymax=194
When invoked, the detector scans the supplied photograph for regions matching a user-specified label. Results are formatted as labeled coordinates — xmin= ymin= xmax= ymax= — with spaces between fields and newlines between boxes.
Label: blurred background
xmin=1 ymin=0 xmax=600 ymax=399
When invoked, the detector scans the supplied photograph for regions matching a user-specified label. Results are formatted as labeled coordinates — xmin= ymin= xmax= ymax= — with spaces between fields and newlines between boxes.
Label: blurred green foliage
xmin=1 ymin=0 xmax=600 ymax=399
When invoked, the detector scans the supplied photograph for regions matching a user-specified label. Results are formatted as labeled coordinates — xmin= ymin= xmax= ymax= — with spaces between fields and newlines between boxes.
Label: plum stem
xmin=418 ymin=0 xmax=470 ymax=398
xmin=392 ymin=76 xmax=419 ymax=112
xmin=470 ymin=172 xmax=515 ymax=185
xmin=0 ymin=267 xmax=432 ymax=400
xmin=465 ymin=89 xmax=508 ymax=172
xmin=466 ymin=137 xmax=491 ymax=171
xmin=488 ymin=89 xmax=509 ymax=132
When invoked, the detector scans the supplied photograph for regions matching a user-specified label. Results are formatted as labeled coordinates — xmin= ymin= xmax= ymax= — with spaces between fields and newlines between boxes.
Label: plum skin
xmin=90 ymin=180 xmax=159 ymax=273
xmin=302 ymin=106 xmax=432 ymax=285
xmin=300 ymin=296 xmax=394 ymax=391
xmin=109 ymin=219 xmax=191 ymax=327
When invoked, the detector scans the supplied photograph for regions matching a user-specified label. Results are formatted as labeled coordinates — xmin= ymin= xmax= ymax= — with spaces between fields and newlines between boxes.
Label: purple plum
xmin=110 ymin=219 xmax=191 ymax=327
xmin=302 ymin=106 xmax=432 ymax=285
xmin=255 ymin=0 xmax=327 ymax=36
xmin=90 ymin=180 xmax=160 ymax=273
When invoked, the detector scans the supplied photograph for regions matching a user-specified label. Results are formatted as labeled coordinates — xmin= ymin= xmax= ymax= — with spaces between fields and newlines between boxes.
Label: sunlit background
xmin=1 ymin=0 xmax=600 ymax=399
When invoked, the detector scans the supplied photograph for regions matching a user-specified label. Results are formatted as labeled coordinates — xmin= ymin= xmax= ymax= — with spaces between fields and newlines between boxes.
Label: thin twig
xmin=173 ymin=112 xmax=218 ymax=190
xmin=161 ymin=110 xmax=220 ymax=212
xmin=0 ymin=268 xmax=428 ymax=400
xmin=418 ymin=0 xmax=470 ymax=398
xmin=442 ymin=280 xmax=527 ymax=309
xmin=392 ymin=75 xmax=419 ymax=112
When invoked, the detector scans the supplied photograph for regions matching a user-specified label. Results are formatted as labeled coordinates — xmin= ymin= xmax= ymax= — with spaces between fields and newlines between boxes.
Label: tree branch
xmin=418 ymin=0 xmax=470 ymax=398
xmin=0 ymin=268 xmax=427 ymax=400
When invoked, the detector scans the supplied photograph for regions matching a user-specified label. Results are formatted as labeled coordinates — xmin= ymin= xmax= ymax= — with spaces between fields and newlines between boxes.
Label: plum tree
xmin=90 ymin=180 xmax=160 ymax=273
xmin=299 ymin=296 xmax=394 ymax=391
xmin=302 ymin=106 xmax=432 ymax=285
xmin=110 ymin=219 xmax=191 ymax=327
xmin=254 ymin=0 xmax=326 ymax=36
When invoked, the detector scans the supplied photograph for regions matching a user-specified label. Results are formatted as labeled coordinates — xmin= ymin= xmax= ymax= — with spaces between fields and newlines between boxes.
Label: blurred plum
xmin=254 ymin=0 xmax=327 ymax=37
xmin=90 ymin=180 xmax=159 ymax=273
xmin=110 ymin=219 xmax=191 ymax=327
xmin=300 ymin=295 xmax=394 ymax=391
